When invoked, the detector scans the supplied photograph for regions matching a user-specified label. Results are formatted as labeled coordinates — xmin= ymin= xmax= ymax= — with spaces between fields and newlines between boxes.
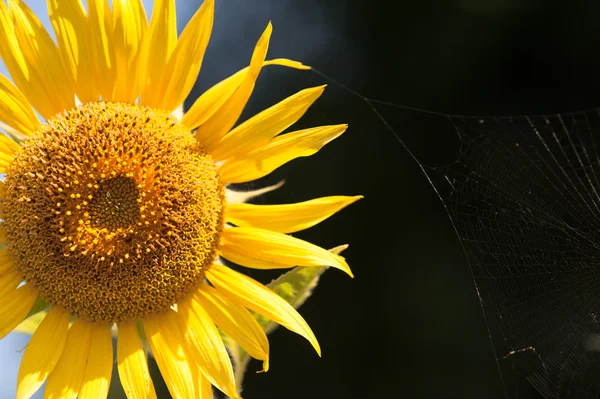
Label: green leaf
xmin=227 ymin=244 xmax=349 ymax=393
xmin=259 ymin=243 xmax=348 ymax=335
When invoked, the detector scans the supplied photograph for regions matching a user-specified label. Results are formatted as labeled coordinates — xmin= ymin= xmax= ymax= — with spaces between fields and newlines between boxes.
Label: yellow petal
xmin=47 ymin=0 xmax=97 ymax=103
xmin=207 ymin=264 xmax=321 ymax=355
xmin=117 ymin=321 xmax=157 ymax=399
xmin=226 ymin=195 xmax=362 ymax=234
xmin=264 ymin=58 xmax=310 ymax=70
xmin=198 ymin=374 xmax=213 ymax=399
xmin=219 ymin=124 xmax=347 ymax=183
xmin=178 ymin=295 xmax=238 ymax=399
xmin=13 ymin=310 xmax=47 ymax=336
xmin=0 ymin=283 xmax=36 ymax=339
xmin=0 ymin=133 xmax=20 ymax=173
xmin=44 ymin=319 xmax=92 ymax=399
xmin=144 ymin=310 xmax=196 ymax=399
xmin=0 ymin=4 xmax=43 ymax=118
xmin=78 ymin=323 xmax=113 ymax=398
xmin=143 ymin=0 xmax=214 ymax=110
xmin=0 ymin=249 xmax=15 ymax=275
xmin=194 ymin=23 xmax=272 ymax=151
xmin=211 ymin=86 xmax=325 ymax=161
xmin=0 ymin=73 xmax=38 ymax=137
xmin=220 ymin=227 xmax=353 ymax=276
xmin=111 ymin=0 xmax=147 ymax=102
xmin=217 ymin=248 xmax=292 ymax=274
xmin=195 ymin=282 xmax=269 ymax=372
xmin=88 ymin=0 xmax=113 ymax=100
xmin=138 ymin=0 xmax=176 ymax=100
xmin=6 ymin=1 xmax=74 ymax=119
xmin=182 ymin=58 xmax=309 ymax=131
xmin=17 ymin=307 xmax=69 ymax=399
xmin=0 ymin=2 xmax=27 ymax=78
xmin=0 ymin=269 xmax=21 ymax=299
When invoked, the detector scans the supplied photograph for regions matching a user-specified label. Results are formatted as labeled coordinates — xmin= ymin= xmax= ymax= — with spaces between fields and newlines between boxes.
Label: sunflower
xmin=0 ymin=0 xmax=360 ymax=398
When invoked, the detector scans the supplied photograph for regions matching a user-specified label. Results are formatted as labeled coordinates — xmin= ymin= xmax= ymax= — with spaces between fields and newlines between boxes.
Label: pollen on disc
xmin=2 ymin=102 xmax=224 ymax=322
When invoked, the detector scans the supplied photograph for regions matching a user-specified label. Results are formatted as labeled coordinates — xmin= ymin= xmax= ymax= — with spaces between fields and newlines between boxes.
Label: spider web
xmin=432 ymin=111 xmax=600 ymax=398
xmin=313 ymin=69 xmax=600 ymax=398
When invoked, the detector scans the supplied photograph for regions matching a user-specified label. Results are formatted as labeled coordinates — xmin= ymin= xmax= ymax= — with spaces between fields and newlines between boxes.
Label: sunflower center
xmin=89 ymin=176 xmax=141 ymax=231
xmin=2 ymin=102 xmax=224 ymax=322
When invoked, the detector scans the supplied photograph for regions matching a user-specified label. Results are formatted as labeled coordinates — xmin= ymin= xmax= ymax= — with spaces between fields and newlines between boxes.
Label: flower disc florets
xmin=2 ymin=102 xmax=224 ymax=322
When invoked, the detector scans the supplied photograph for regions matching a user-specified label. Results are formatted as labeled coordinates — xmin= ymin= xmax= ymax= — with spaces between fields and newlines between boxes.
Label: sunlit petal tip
xmin=264 ymin=58 xmax=311 ymax=70
xmin=330 ymin=244 xmax=349 ymax=255
xmin=207 ymin=265 xmax=322 ymax=356
xmin=259 ymin=357 xmax=270 ymax=373
xmin=343 ymin=195 xmax=363 ymax=207
xmin=337 ymin=256 xmax=355 ymax=276
xmin=220 ymin=227 xmax=354 ymax=276
xmin=307 ymin=333 xmax=321 ymax=357
xmin=333 ymin=254 xmax=354 ymax=278
xmin=302 ymin=84 xmax=326 ymax=98
xmin=258 ymin=22 xmax=273 ymax=48
xmin=344 ymin=265 xmax=354 ymax=278
xmin=310 ymin=84 xmax=326 ymax=96
xmin=257 ymin=22 xmax=273 ymax=48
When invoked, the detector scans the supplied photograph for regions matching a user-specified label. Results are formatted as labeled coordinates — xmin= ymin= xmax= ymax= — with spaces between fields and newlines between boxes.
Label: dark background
xmin=166 ymin=0 xmax=600 ymax=398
